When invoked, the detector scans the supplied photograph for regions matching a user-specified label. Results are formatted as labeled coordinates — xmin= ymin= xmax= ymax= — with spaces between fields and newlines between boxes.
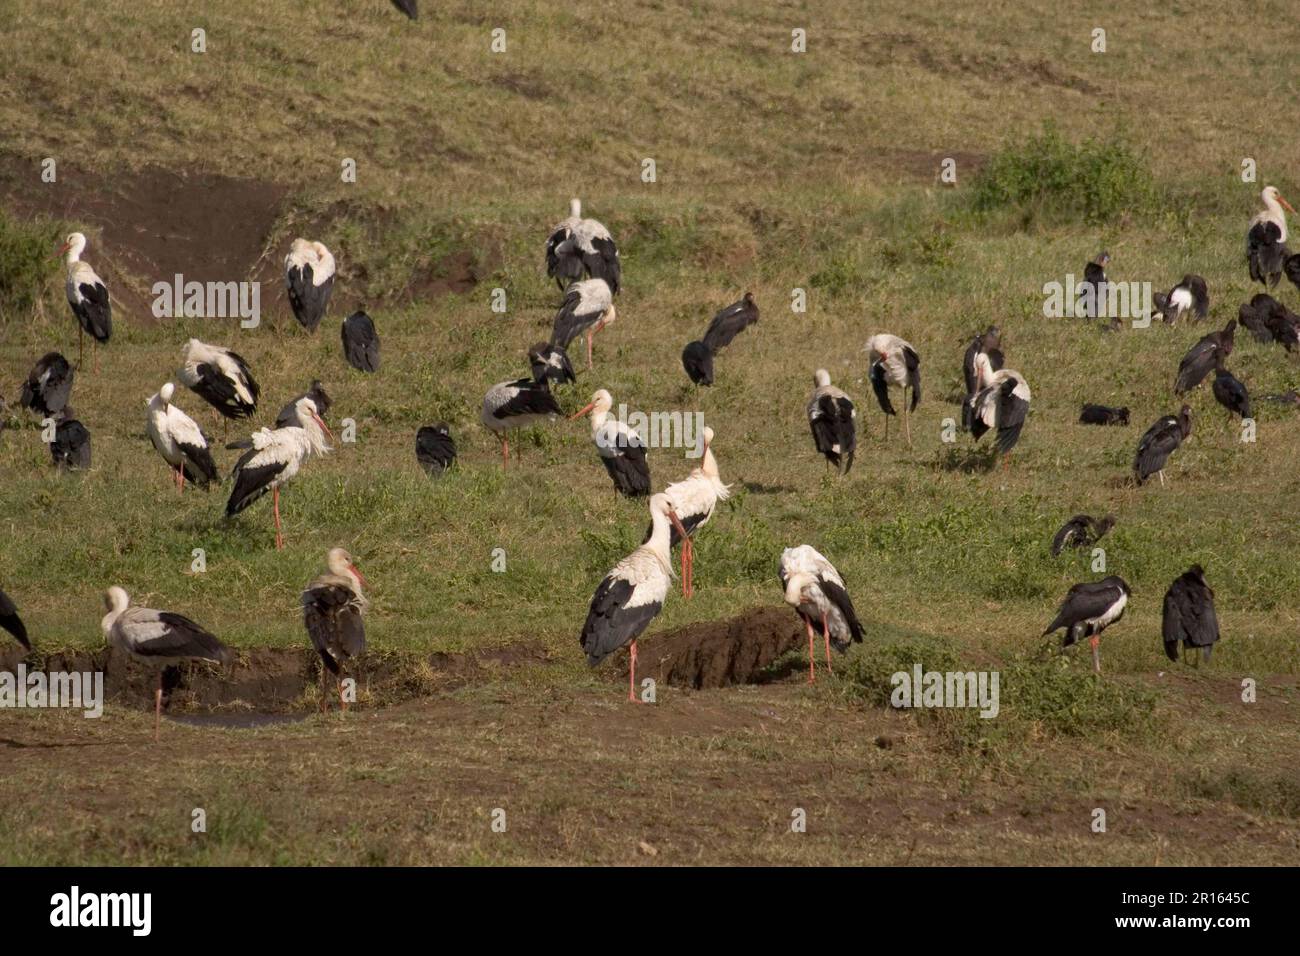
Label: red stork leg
xmin=805 ymin=618 xmax=817 ymax=684
xmin=627 ymin=639 xmax=640 ymax=703
xmin=1090 ymin=636 xmax=1101 ymax=675
xmin=822 ymin=614 xmax=834 ymax=674
xmin=155 ymin=672 xmax=163 ymax=742
xmin=501 ymin=437 xmax=510 ymax=467
xmin=273 ymin=485 xmax=283 ymax=550
xmin=586 ymin=329 xmax=595 ymax=370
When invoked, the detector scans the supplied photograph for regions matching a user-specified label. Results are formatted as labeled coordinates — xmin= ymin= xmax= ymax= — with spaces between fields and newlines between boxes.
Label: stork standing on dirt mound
xmin=581 ymin=494 xmax=689 ymax=702
xmin=779 ymin=545 xmax=864 ymax=683
xmin=57 ymin=232 xmax=112 ymax=371
xmin=865 ymin=334 xmax=920 ymax=445
xmin=570 ymin=389 xmax=651 ymax=498
xmin=146 ymin=382 xmax=219 ymax=492
xmin=285 ymin=238 xmax=336 ymax=332
xmin=806 ymin=369 xmax=857 ymax=474
xmin=545 ymin=198 xmax=621 ymax=294
xmin=480 ymin=375 xmax=562 ymax=466
xmin=226 ymin=400 xmax=331 ymax=549
xmin=303 ymin=547 xmax=368 ymax=712
xmin=550 ymin=278 xmax=617 ymax=371
xmin=179 ymin=338 xmax=260 ymax=421
xmin=101 ymin=586 xmax=230 ymax=740
xmin=657 ymin=426 xmax=729 ymax=599
xmin=1042 ymin=576 xmax=1130 ymax=675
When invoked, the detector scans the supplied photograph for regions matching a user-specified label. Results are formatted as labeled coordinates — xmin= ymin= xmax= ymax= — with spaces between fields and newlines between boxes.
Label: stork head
xmin=326 ymin=547 xmax=366 ymax=590
xmin=311 ymin=241 xmax=334 ymax=267
xmin=569 ymin=197 xmax=582 ymax=219
xmin=294 ymin=397 xmax=334 ymax=453
xmin=570 ymin=388 xmax=613 ymax=421
xmin=598 ymin=303 xmax=617 ymax=330
xmin=783 ymin=571 xmax=817 ymax=608
xmin=56 ymin=232 xmax=87 ymax=261
xmin=159 ymin=382 xmax=175 ymax=406
xmin=102 ymin=586 xmax=129 ymax=614
xmin=813 ymin=368 xmax=831 ymax=388
xmin=1264 ymin=186 xmax=1295 ymax=214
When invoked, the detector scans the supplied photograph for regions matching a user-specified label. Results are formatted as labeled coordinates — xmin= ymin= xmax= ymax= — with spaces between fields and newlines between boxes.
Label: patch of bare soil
xmin=626 ymin=605 xmax=805 ymax=689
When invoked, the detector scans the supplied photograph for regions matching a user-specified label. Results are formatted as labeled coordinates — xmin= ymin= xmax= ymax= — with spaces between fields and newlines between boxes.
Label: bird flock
xmin=10 ymin=181 xmax=1297 ymax=724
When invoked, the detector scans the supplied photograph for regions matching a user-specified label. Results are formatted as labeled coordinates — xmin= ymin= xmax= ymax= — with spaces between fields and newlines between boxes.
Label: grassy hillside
xmin=0 ymin=0 xmax=1298 ymax=864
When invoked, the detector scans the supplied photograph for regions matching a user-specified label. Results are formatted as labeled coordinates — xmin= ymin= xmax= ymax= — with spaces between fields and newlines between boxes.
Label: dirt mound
xmin=636 ymin=605 xmax=804 ymax=690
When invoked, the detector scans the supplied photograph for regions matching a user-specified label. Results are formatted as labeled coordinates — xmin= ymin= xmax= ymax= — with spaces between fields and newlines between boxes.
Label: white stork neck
xmin=569 ymin=198 xmax=582 ymax=219
xmin=645 ymin=507 xmax=672 ymax=568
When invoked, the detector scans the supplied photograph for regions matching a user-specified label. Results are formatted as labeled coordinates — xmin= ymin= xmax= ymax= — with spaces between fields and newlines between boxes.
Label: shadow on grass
xmin=932 ymin=445 xmax=1000 ymax=473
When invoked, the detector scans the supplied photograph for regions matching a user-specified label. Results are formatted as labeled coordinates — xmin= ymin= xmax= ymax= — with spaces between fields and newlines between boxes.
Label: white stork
xmin=302 ymin=547 xmax=368 ymax=712
xmin=658 ymin=426 xmax=730 ymax=598
xmin=179 ymin=338 xmax=260 ymax=421
xmin=480 ymin=376 xmax=562 ymax=466
xmin=341 ymin=310 xmax=380 ymax=372
xmin=550 ymin=278 xmax=616 ymax=370
xmin=1247 ymin=186 xmax=1294 ymax=287
xmin=18 ymin=352 xmax=74 ymax=417
xmin=807 ymin=369 xmax=858 ymax=474
xmin=146 ymin=382 xmax=218 ymax=492
xmin=864 ymin=333 xmax=921 ymax=445
xmin=779 ymin=545 xmax=864 ymax=683
xmin=570 ymin=389 xmax=651 ymax=498
xmin=101 ymin=586 xmax=230 ymax=740
xmin=580 ymin=493 xmax=688 ymax=702
xmin=545 ymin=198 xmax=621 ymax=294
xmin=969 ymin=352 xmax=1031 ymax=460
xmin=57 ymin=232 xmax=112 ymax=371
xmin=226 ymin=407 xmax=330 ymax=550
xmin=285 ymin=238 xmax=336 ymax=332
xmin=1042 ymin=576 xmax=1130 ymax=674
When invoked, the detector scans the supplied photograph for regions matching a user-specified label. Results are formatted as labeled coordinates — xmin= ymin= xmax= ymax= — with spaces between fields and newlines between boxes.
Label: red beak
xmin=312 ymin=412 xmax=335 ymax=443
xmin=349 ymin=564 xmax=367 ymax=588
xmin=54 ymin=242 xmax=71 ymax=259
xmin=569 ymin=402 xmax=596 ymax=421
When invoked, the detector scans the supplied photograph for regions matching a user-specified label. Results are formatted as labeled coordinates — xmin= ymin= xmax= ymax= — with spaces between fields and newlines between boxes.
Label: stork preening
xmin=0 ymin=588 xmax=29 ymax=651
xmin=415 ymin=423 xmax=457 ymax=477
xmin=779 ymin=545 xmax=864 ymax=683
xmin=1174 ymin=320 xmax=1235 ymax=394
xmin=302 ymin=547 xmax=368 ymax=712
xmin=341 ymin=311 xmax=380 ymax=373
xmin=969 ymin=352 xmax=1031 ymax=459
xmin=276 ymin=380 xmax=332 ymax=428
xmin=1079 ymin=404 xmax=1129 ymax=426
xmin=529 ymin=341 xmax=575 ymax=389
xmin=101 ymin=586 xmax=230 ymax=740
xmin=179 ymin=338 xmax=260 ymax=420
xmin=146 ymin=383 xmax=218 ymax=492
xmin=571 ymin=389 xmax=650 ymax=498
xmin=226 ymin=404 xmax=330 ymax=549
xmin=1050 ymin=514 xmax=1115 ymax=557
xmin=1077 ymin=251 xmax=1109 ymax=319
xmin=1246 ymin=186 xmax=1294 ymax=287
xmin=807 ymin=369 xmax=857 ymax=474
xmin=1153 ymin=274 xmax=1209 ymax=325
xmin=1134 ymin=405 xmax=1192 ymax=487
xmin=1162 ymin=565 xmax=1219 ymax=666
xmin=480 ymin=376 xmax=562 ymax=466
xmin=682 ymin=293 xmax=759 ymax=386
xmin=57 ymin=232 xmax=111 ymax=370
xmin=865 ymin=334 xmax=920 ymax=445
xmin=545 ymin=198 xmax=621 ymax=294
xmin=50 ymin=412 xmax=91 ymax=470
xmin=18 ymin=352 xmax=74 ymax=417
xmin=1212 ymin=367 xmax=1251 ymax=421
xmin=1042 ymin=576 xmax=1130 ymax=674
xmin=656 ymin=426 xmax=729 ymax=598
xmin=580 ymin=493 xmax=686 ymax=702
xmin=550 ymin=278 xmax=616 ymax=370
xmin=1238 ymin=294 xmax=1299 ymax=351
xmin=285 ymin=238 xmax=336 ymax=332
xmin=962 ymin=326 xmax=1003 ymax=431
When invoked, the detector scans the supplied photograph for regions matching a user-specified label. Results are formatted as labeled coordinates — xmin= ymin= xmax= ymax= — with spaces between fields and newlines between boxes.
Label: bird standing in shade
xmin=1162 ymin=566 xmax=1219 ymax=666
xmin=865 ymin=334 xmax=921 ymax=445
xmin=57 ymin=232 xmax=111 ymax=370
xmin=1134 ymin=406 xmax=1192 ymax=487
xmin=302 ymin=547 xmax=368 ymax=712
xmin=580 ymin=494 xmax=687 ymax=702
xmin=285 ymin=238 xmax=336 ymax=332
xmin=779 ymin=545 xmax=864 ymax=683
xmin=1042 ymin=576 xmax=1130 ymax=675
xmin=807 ymin=369 xmax=857 ymax=474
xmin=101 ymin=586 xmax=230 ymax=740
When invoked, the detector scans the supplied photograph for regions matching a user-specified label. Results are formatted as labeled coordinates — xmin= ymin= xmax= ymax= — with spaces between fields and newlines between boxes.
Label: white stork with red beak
xmin=658 ymin=426 xmax=729 ymax=599
xmin=57 ymin=232 xmax=112 ymax=370
xmin=1247 ymin=186 xmax=1295 ymax=287
xmin=570 ymin=388 xmax=651 ymax=497
xmin=146 ymin=382 xmax=219 ymax=492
